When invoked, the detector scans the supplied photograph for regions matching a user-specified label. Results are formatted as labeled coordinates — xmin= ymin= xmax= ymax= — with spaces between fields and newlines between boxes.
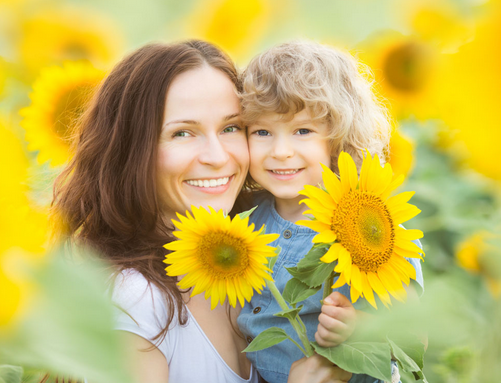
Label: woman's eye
xmin=296 ymin=128 xmax=311 ymax=135
xmin=223 ymin=125 xmax=241 ymax=133
xmin=173 ymin=130 xmax=191 ymax=138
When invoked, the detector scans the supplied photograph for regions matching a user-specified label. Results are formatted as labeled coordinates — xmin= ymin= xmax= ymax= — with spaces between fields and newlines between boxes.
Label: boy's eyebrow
xmin=163 ymin=113 xmax=240 ymax=128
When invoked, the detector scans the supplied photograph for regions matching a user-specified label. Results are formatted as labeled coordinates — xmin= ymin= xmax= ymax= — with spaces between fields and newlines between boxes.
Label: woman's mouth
xmin=184 ymin=175 xmax=233 ymax=194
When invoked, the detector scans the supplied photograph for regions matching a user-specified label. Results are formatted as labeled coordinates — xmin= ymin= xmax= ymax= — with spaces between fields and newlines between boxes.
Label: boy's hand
xmin=315 ymin=292 xmax=356 ymax=347
xmin=287 ymin=355 xmax=352 ymax=383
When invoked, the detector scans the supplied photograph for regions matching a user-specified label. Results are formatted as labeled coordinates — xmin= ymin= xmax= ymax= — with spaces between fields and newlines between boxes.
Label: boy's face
xmin=247 ymin=109 xmax=332 ymax=203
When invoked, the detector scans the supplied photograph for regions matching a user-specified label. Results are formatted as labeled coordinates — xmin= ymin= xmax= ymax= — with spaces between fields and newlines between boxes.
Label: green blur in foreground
xmin=0 ymin=247 xmax=133 ymax=383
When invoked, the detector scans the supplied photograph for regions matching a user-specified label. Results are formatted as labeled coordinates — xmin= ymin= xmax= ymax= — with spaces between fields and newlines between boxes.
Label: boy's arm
xmin=315 ymin=291 xmax=357 ymax=347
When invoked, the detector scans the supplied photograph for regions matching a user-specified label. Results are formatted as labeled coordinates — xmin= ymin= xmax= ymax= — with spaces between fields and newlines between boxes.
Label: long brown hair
xmin=52 ymin=40 xmax=247 ymax=340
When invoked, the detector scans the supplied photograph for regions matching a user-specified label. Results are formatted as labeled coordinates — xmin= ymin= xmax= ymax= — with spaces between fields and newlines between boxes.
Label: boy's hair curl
xmin=241 ymin=40 xmax=391 ymax=174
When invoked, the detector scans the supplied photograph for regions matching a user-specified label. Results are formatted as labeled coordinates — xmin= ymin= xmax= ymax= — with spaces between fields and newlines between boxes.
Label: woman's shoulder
xmin=111 ymin=269 xmax=173 ymax=329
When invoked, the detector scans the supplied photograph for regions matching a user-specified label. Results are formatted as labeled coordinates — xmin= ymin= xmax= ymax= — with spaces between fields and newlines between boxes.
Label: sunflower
xmin=20 ymin=61 xmax=105 ymax=166
xmin=297 ymin=151 xmax=424 ymax=309
xmin=1 ymin=124 xmax=48 ymax=326
xmin=19 ymin=8 xmax=123 ymax=74
xmin=388 ymin=128 xmax=415 ymax=177
xmin=186 ymin=0 xmax=272 ymax=63
xmin=358 ymin=30 xmax=440 ymax=121
xmin=164 ymin=206 xmax=279 ymax=309
xmin=435 ymin=1 xmax=501 ymax=180
xmin=457 ymin=232 xmax=501 ymax=299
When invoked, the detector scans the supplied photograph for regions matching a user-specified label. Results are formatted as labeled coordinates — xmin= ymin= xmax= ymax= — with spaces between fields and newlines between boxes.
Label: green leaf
xmin=238 ymin=206 xmax=258 ymax=220
xmin=296 ymin=244 xmax=331 ymax=270
xmin=242 ymin=327 xmax=289 ymax=353
xmin=388 ymin=339 xmax=421 ymax=374
xmin=273 ymin=306 xmax=303 ymax=321
xmin=267 ymin=245 xmax=281 ymax=273
xmin=286 ymin=247 xmax=334 ymax=287
xmin=311 ymin=341 xmax=392 ymax=381
xmin=0 ymin=365 xmax=23 ymax=383
xmin=388 ymin=334 xmax=426 ymax=370
xmin=283 ymin=278 xmax=321 ymax=305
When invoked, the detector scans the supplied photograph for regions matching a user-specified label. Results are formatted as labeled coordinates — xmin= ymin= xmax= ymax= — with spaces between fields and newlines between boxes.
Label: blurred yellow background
xmin=1 ymin=0 xmax=501 ymax=382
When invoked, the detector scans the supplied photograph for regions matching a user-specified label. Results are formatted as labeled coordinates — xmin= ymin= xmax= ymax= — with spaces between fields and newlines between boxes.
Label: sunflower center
xmin=383 ymin=42 xmax=431 ymax=93
xmin=331 ymin=191 xmax=395 ymax=273
xmin=62 ymin=42 xmax=92 ymax=61
xmin=53 ymin=85 xmax=94 ymax=141
xmin=198 ymin=231 xmax=249 ymax=279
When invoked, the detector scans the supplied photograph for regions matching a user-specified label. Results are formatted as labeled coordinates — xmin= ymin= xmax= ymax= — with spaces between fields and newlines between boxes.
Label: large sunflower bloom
xmin=358 ymin=30 xmax=440 ymax=121
xmin=164 ymin=206 xmax=279 ymax=309
xmin=297 ymin=152 xmax=424 ymax=309
xmin=186 ymin=0 xmax=272 ymax=63
xmin=20 ymin=61 xmax=105 ymax=166
xmin=19 ymin=8 xmax=123 ymax=74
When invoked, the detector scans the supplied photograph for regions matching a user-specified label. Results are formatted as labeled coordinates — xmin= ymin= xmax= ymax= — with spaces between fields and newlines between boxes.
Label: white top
xmin=112 ymin=269 xmax=258 ymax=383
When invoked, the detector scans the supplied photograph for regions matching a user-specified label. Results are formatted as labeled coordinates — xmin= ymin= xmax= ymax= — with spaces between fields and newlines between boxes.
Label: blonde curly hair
xmin=240 ymin=40 xmax=391 ymax=174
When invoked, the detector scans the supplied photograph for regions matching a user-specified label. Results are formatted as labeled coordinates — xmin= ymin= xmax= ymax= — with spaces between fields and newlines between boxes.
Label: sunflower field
xmin=1 ymin=0 xmax=500 ymax=382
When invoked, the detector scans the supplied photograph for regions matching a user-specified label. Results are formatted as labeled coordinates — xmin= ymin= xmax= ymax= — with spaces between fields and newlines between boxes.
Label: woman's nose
xmin=198 ymin=134 xmax=230 ymax=167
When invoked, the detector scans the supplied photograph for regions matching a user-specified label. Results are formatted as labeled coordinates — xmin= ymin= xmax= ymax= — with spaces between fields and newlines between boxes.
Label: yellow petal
xmin=395 ymin=227 xmax=423 ymax=241
xmin=300 ymin=198 xmax=333 ymax=218
xmin=296 ymin=219 xmax=331 ymax=233
xmin=359 ymin=151 xmax=372 ymax=192
xmin=304 ymin=209 xmax=331 ymax=225
xmin=360 ymin=272 xmax=377 ymax=309
xmin=332 ymin=273 xmax=347 ymax=289
xmin=367 ymin=272 xmax=392 ymax=305
xmin=312 ymin=230 xmax=337 ymax=244
xmin=380 ymin=174 xmax=405 ymax=200
xmin=391 ymin=204 xmax=421 ymax=225
xmin=377 ymin=266 xmax=407 ymax=303
xmin=394 ymin=246 xmax=424 ymax=259
xmin=321 ymin=243 xmax=344 ymax=263
xmin=338 ymin=151 xmax=359 ymax=192
xmin=350 ymin=285 xmax=361 ymax=303
xmin=386 ymin=191 xmax=415 ymax=212
xmin=350 ymin=264 xmax=362 ymax=292
xmin=394 ymin=237 xmax=425 ymax=256
xmin=321 ymin=163 xmax=343 ymax=203
xmin=299 ymin=184 xmax=337 ymax=211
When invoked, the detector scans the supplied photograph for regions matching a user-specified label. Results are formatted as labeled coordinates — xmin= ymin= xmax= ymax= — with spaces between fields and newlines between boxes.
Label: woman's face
xmin=157 ymin=65 xmax=249 ymax=221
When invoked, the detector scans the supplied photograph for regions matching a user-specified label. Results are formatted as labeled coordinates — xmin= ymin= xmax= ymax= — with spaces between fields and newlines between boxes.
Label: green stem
xmin=266 ymin=279 xmax=314 ymax=357
xmin=322 ymin=271 xmax=338 ymax=302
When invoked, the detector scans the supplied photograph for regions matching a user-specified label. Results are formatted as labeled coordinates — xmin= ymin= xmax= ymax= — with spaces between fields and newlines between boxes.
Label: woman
xmin=53 ymin=40 xmax=351 ymax=383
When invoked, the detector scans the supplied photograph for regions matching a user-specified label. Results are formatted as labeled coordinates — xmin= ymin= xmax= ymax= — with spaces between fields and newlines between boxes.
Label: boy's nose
xmin=271 ymin=138 xmax=294 ymax=160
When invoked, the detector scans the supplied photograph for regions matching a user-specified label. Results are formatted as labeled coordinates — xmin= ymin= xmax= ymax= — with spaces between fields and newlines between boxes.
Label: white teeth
xmin=271 ymin=169 xmax=300 ymax=175
xmin=186 ymin=177 xmax=230 ymax=188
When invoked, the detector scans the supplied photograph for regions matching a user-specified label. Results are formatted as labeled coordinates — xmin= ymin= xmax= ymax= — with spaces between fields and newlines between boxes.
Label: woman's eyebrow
xmin=163 ymin=113 xmax=240 ymax=127
xmin=224 ymin=113 xmax=240 ymax=121
xmin=163 ymin=119 xmax=200 ymax=127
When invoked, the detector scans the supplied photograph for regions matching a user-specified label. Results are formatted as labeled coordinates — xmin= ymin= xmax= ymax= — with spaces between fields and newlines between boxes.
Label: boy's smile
xmin=247 ymin=109 xmax=332 ymax=215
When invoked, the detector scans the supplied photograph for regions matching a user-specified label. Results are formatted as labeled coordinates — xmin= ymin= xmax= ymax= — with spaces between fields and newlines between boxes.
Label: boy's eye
xmin=296 ymin=128 xmax=312 ymax=135
xmin=223 ymin=125 xmax=241 ymax=133
xmin=254 ymin=129 xmax=270 ymax=136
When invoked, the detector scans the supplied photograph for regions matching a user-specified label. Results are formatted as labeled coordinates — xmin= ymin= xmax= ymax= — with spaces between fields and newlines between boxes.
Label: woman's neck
xmin=274 ymin=195 xmax=309 ymax=223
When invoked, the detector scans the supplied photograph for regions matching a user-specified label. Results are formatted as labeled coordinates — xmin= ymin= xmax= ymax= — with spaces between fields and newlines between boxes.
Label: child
xmin=237 ymin=41 xmax=424 ymax=383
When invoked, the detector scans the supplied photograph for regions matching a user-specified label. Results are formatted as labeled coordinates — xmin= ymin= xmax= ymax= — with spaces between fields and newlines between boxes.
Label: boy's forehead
xmin=252 ymin=109 xmax=321 ymax=126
